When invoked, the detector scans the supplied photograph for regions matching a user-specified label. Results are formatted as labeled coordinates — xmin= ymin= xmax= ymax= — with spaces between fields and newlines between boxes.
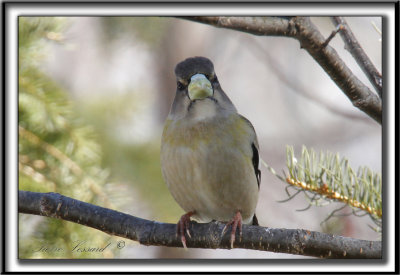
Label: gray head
xmin=169 ymin=56 xmax=237 ymax=121
xmin=175 ymin=56 xmax=215 ymax=81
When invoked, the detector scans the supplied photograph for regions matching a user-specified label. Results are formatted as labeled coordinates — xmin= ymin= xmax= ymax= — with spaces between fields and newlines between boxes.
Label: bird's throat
xmin=188 ymin=98 xmax=218 ymax=121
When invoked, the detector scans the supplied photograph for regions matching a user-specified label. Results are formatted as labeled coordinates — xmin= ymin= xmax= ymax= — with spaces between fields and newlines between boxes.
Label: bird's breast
xmin=161 ymin=114 xmax=258 ymax=223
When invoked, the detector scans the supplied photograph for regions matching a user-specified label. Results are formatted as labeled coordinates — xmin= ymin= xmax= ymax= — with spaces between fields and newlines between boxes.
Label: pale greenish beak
xmin=188 ymin=74 xmax=213 ymax=100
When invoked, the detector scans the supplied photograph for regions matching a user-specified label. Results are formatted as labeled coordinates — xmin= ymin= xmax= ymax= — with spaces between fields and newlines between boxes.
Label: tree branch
xmin=19 ymin=190 xmax=382 ymax=259
xmin=179 ymin=16 xmax=382 ymax=124
xmin=331 ymin=17 xmax=382 ymax=98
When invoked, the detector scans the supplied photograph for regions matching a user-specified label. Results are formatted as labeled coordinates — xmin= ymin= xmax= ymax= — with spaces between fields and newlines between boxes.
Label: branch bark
xmin=179 ymin=16 xmax=382 ymax=124
xmin=19 ymin=190 xmax=382 ymax=259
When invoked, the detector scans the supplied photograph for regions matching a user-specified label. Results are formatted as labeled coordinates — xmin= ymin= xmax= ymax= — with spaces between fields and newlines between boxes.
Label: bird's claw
xmin=177 ymin=211 xmax=194 ymax=249
xmin=221 ymin=211 xmax=243 ymax=249
xmin=186 ymin=228 xmax=192 ymax=239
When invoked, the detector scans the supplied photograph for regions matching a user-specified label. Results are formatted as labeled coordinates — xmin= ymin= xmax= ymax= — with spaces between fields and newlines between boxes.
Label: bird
xmin=161 ymin=56 xmax=260 ymax=249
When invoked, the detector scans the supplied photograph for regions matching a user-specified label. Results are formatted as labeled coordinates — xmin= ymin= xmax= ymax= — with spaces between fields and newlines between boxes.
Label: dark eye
xmin=211 ymin=76 xmax=218 ymax=85
xmin=177 ymin=82 xmax=184 ymax=90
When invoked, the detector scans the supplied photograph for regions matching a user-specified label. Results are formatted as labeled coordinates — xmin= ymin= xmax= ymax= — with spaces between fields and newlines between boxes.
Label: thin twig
xmin=331 ymin=17 xmax=382 ymax=98
xmin=321 ymin=23 xmax=344 ymax=48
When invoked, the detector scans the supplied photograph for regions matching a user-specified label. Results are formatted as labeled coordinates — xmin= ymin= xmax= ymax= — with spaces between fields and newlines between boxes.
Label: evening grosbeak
xmin=161 ymin=56 xmax=260 ymax=248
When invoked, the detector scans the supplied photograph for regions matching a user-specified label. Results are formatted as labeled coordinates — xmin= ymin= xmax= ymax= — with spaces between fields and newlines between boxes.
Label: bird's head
xmin=169 ymin=56 xmax=236 ymax=121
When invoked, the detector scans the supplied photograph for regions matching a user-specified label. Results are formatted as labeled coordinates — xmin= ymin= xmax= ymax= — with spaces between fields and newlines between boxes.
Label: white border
xmin=8 ymin=4 xmax=398 ymax=17
xmin=6 ymin=3 xmax=395 ymax=273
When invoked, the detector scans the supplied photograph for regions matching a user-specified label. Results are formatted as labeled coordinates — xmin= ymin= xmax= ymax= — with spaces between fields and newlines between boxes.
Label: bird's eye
xmin=177 ymin=82 xmax=184 ymax=90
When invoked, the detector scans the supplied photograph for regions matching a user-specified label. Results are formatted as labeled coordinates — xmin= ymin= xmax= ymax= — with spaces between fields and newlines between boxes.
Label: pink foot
xmin=177 ymin=211 xmax=195 ymax=249
xmin=222 ymin=211 xmax=243 ymax=249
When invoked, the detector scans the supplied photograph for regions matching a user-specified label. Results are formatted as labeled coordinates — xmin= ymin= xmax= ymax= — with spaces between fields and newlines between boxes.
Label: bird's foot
xmin=221 ymin=211 xmax=243 ymax=249
xmin=177 ymin=211 xmax=195 ymax=249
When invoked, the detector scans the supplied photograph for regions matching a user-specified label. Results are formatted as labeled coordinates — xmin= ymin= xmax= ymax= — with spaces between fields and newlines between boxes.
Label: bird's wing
xmin=239 ymin=115 xmax=261 ymax=190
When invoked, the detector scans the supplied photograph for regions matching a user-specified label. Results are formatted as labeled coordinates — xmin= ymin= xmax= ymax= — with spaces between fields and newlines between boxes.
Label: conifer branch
xmin=265 ymin=146 xmax=382 ymax=232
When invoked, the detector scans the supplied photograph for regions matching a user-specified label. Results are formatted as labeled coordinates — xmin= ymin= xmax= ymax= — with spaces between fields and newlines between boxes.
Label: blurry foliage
xmin=19 ymin=16 xmax=183 ymax=259
xmin=99 ymin=17 xmax=170 ymax=47
xmin=82 ymin=93 xmax=183 ymax=222
xmin=18 ymin=17 xmax=125 ymax=259
xmin=79 ymin=15 xmax=183 ymax=223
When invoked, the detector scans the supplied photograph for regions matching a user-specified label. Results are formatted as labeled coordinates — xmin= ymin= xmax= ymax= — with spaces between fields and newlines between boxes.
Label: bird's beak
xmin=188 ymin=74 xmax=213 ymax=101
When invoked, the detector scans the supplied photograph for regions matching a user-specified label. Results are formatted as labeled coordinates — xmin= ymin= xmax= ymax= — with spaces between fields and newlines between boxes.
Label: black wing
xmin=251 ymin=143 xmax=261 ymax=189
xmin=239 ymin=115 xmax=261 ymax=190
xmin=239 ymin=115 xmax=261 ymax=226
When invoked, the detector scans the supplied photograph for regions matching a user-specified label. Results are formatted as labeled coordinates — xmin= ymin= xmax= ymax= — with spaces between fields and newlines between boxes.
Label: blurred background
xmin=18 ymin=16 xmax=382 ymax=259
